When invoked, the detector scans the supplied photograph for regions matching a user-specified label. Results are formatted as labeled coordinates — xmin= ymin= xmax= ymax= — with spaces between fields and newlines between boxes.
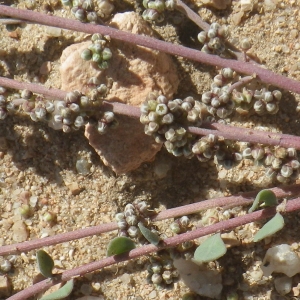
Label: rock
xmin=196 ymin=0 xmax=231 ymax=10
xmin=60 ymin=41 xmax=101 ymax=95
xmin=85 ymin=115 xmax=161 ymax=174
xmin=60 ymin=12 xmax=179 ymax=173
xmin=64 ymin=181 xmax=82 ymax=195
xmin=119 ymin=273 xmax=132 ymax=284
xmin=274 ymin=275 xmax=292 ymax=295
xmin=12 ymin=220 xmax=28 ymax=242
xmin=221 ymin=231 xmax=241 ymax=248
xmin=60 ymin=12 xmax=179 ymax=105
xmin=39 ymin=61 xmax=52 ymax=75
xmin=148 ymin=290 xmax=157 ymax=299
xmin=0 ymin=275 xmax=11 ymax=297
xmin=240 ymin=0 xmax=254 ymax=12
xmin=261 ymin=244 xmax=300 ymax=277
xmin=173 ymin=258 xmax=222 ymax=298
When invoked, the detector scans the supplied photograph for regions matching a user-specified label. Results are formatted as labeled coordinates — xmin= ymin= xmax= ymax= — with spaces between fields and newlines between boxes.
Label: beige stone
xmin=60 ymin=12 xmax=179 ymax=105
xmin=65 ymin=182 xmax=82 ymax=195
xmin=12 ymin=220 xmax=28 ymax=242
xmin=60 ymin=12 xmax=179 ymax=173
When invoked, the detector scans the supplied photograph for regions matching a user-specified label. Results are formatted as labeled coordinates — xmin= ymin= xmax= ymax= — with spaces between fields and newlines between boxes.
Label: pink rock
xmin=60 ymin=12 xmax=179 ymax=105
xmin=60 ymin=12 xmax=179 ymax=173
xmin=85 ymin=115 xmax=161 ymax=174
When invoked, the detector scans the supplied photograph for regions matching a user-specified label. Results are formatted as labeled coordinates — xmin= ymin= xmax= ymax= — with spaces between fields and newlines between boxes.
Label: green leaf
xmin=253 ymin=212 xmax=284 ymax=242
xmin=37 ymin=250 xmax=54 ymax=278
xmin=40 ymin=279 xmax=74 ymax=300
xmin=193 ymin=233 xmax=227 ymax=263
xmin=248 ymin=189 xmax=278 ymax=213
xmin=138 ymin=222 xmax=160 ymax=246
xmin=106 ymin=236 xmax=136 ymax=257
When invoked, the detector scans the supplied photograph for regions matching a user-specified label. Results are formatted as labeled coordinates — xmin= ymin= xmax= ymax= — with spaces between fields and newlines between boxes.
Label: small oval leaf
xmin=193 ymin=233 xmax=227 ymax=263
xmin=248 ymin=189 xmax=278 ymax=213
xmin=138 ymin=222 xmax=160 ymax=246
xmin=37 ymin=250 xmax=54 ymax=278
xmin=107 ymin=236 xmax=136 ymax=257
xmin=40 ymin=279 xmax=74 ymax=300
xmin=253 ymin=212 xmax=284 ymax=242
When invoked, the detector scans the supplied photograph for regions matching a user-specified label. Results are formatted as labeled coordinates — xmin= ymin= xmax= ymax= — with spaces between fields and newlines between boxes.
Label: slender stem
xmin=1 ymin=184 xmax=299 ymax=256
xmin=153 ymin=184 xmax=300 ymax=221
xmin=201 ymin=123 xmax=300 ymax=149
xmin=0 ymin=6 xmax=300 ymax=94
xmin=8 ymin=196 xmax=300 ymax=300
xmin=0 ymin=76 xmax=66 ymax=100
xmin=110 ymin=101 xmax=300 ymax=149
xmin=175 ymin=0 xmax=209 ymax=31
xmin=0 ymin=222 xmax=118 ymax=256
xmin=175 ymin=0 xmax=248 ymax=62
xmin=227 ymin=75 xmax=254 ymax=93
xmin=0 ymin=18 xmax=25 ymax=24
xmin=1 ymin=76 xmax=300 ymax=149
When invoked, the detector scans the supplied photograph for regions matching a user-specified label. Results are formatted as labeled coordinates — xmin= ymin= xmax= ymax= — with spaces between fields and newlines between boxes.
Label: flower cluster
xmin=201 ymin=68 xmax=236 ymax=119
xmin=81 ymin=33 xmax=112 ymax=70
xmin=197 ymin=23 xmax=228 ymax=56
xmin=147 ymin=253 xmax=179 ymax=286
xmin=140 ymin=93 xmax=202 ymax=158
xmin=243 ymin=145 xmax=300 ymax=183
xmin=4 ymin=88 xmax=116 ymax=134
xmin=62 ymin=0 xmax=114 ymax=22
xmin=115 ymin=201 xmax=152 ymax=240
xmin=233 ymin=87 xmax=281 ymax=115
xmin=142 ymin=0 xmax=175 ymax=22
xmin=200 ymin=68 xmax=282 ymax=119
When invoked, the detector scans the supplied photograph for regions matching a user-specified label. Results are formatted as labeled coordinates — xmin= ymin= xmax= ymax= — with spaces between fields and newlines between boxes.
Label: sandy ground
xmin=1 ymin=0 xmax=300 ymax=299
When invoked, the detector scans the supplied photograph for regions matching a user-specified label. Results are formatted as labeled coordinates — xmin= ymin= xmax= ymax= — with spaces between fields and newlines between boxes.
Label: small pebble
xmin=274 ymin=275 xmax=292 ymax=295
xmin=39 ymin=61 xmax=52 ymax=75
xmin=80 ymin=283 xmax=93 ymax=296
xmin=0 ymin=276 xmax=11 ymax=297
xmin=148 ymin=290 xmax=157 ymax=299
xmin=12 ymin=220 xmax=28 ymax=242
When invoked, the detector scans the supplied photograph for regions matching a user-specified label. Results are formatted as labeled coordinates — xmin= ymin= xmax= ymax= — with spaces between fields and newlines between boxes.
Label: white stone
xmin=240 ymin=0 xmax=253 ymax=12
xmin=261 ymin=244 xmax=300 ymax=277
xmin=274 ymin=275 xmax=293 ymax=295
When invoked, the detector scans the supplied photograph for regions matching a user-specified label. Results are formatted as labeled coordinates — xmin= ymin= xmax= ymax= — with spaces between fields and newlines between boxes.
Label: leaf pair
xmin=249 ymin=189 xmax=285 ymax=242
xmin=106 ymin=222 xmax=160 ymax=257
xmin=36 ymin=250 xmax=74 ymax=300
xmin=193 ymin=189 xmax=285 ymax=263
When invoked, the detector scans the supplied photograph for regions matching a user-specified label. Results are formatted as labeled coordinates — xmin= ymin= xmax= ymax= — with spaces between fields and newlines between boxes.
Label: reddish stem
xmin=0 ymin=5 xmax=300 ymax=94
xmin=1 ymin=184 xmax=299 ymax=256
xmin=175 ymin=0 xmax=210 ymax=31
xmin=8 ymin=196 xmax=300 ymax=300
xmin=1 ymin=76 xmax=300 ymax=149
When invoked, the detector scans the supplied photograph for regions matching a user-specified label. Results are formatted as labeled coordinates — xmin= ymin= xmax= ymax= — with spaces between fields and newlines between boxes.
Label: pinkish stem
xmin=227 ymin=75 xmax=254 ymax=93
xmin=176 ymin=0 xmax=210 ymax=31
xmin=8 ymin=196 xmax=300 ymax=300
xmin=1 ymin=76 xmax=300 ymax=149
xmin=0 ymin=5 xmax=300 ymax=94
xmin=175 ymin=0 xmax=249 ymax=62
xmin=1 ymin=184 xmax=299 ymax=256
